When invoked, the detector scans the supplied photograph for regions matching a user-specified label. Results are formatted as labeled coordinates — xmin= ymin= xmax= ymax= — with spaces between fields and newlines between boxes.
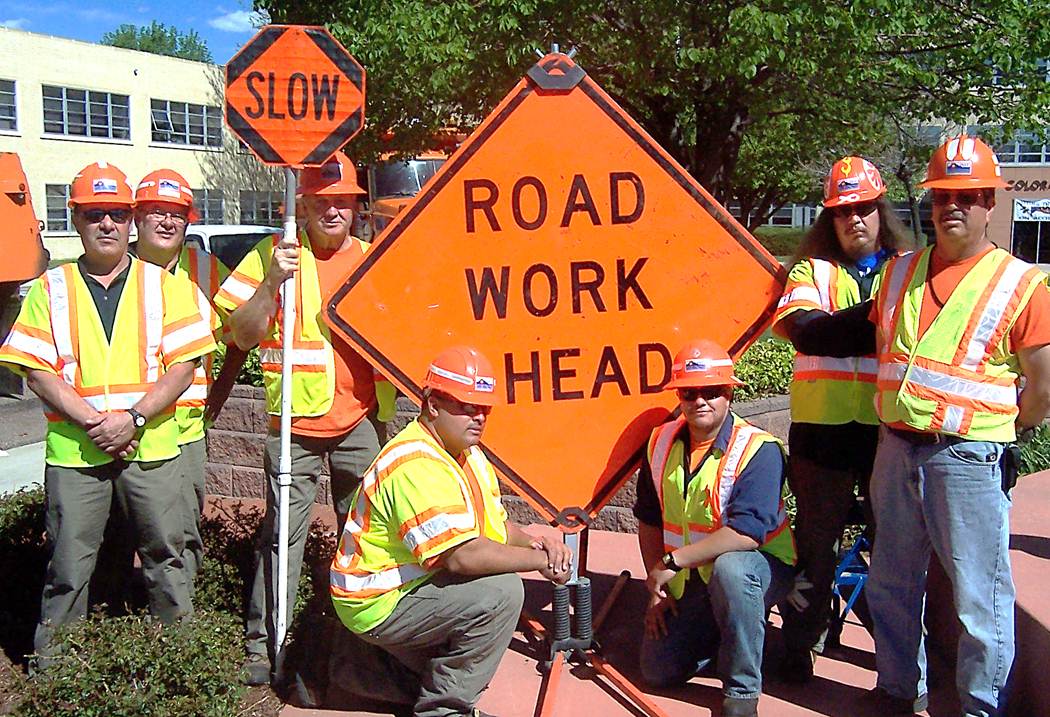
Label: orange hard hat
xmin=68 ymin=162 xmax=134 ymax=207
xmin=920 ymin=134 xmax=1007 ymax=190
xmin=135 ymin=169 xmax=199 ymax=222
xmin=423 ymin=345 xmax=501 ymax=406
xmin=664 ymin=339 xmax=743 ymax=390
xmin=823 ymin=156 xmax=887 ymax=207
xmin=298 ymin=152 xmax=366 ymax=196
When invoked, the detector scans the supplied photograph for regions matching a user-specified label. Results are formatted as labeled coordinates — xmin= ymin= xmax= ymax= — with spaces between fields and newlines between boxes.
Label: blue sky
xmin=0 ymin=0 xmax=268 ymax=64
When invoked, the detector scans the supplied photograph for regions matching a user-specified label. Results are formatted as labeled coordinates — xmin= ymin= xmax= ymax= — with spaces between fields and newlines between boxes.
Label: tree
xmin=258 ymin=0 xmax=1050 ymax=225
xmin=101 ymin=21 xmax=213 ymax=63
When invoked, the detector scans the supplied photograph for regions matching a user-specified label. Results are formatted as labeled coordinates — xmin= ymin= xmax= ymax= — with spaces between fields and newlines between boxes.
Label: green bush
xmin=16 ymin=610 xmax=244 ymax=717
xmin=211 ymin=344 xmax=263 ymax=387
xmin=734 ymin=338 xmax=794 ymax=401
xmin=753 ymin=226 xmax=806 ymax=257
xmin=1020 ymin=425 xmax=1050 ymax=475
xmin=0 ymin=487 xmax=48 ymax=657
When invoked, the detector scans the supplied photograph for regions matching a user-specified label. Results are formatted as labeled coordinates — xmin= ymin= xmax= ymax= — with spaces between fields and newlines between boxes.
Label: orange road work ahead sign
xmin=326 ymin=53 xmax=785 ymax=527
xmin=225 ymin=25 xmax=364 ymax=166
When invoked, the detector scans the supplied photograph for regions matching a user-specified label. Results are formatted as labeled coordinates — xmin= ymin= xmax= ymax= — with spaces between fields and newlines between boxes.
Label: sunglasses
xmin=676 ymin=386 xmax=730 ymax=402
xmin=144 ymin=209 xmax=189 ymax=225
xmin=433 ymin=392 xmax=492 ymax=417
xmin=829 ymin=201 xmax=878 ymax=219
xmin=931 ymin=189 xmax=984 ymax=207
xmin=81 ymin=208 xmax=132 ymax=223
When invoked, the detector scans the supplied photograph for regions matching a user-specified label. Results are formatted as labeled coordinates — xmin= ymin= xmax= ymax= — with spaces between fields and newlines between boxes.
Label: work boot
xmin=242 ymin=653 xmax=271 ymax=686
xmin=864 ymin=686 xmax=929 ymax=715
xmin=721 ymin=696 xmax=759 ymax=717
xmin=777 ymin=648 xmax=815 ymax=684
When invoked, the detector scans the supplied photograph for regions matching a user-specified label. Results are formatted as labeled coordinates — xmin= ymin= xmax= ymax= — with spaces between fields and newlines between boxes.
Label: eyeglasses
xmin=145 ymin=209 xmax=189 ymax=225
xmin=434 ymin=392 xmax=492 ymax=417
xmin=676 ymin=386 xmax=730 ymax=402
xmin=931 ymin=189 xmax=984 ymax=207
xmin=81 ymin=208 xmax=132 ymax=223
xmin=829 ymin=201 xmax=878 ymax=219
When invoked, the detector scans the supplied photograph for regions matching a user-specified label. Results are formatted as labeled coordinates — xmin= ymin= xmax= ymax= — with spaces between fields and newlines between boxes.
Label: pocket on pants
xmin=945 ymin=441 xmax=1001 ymax=466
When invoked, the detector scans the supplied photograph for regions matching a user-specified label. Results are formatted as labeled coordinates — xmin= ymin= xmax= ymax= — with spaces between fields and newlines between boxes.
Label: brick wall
xmin=204 ymin=387 xmax=790 ymax=533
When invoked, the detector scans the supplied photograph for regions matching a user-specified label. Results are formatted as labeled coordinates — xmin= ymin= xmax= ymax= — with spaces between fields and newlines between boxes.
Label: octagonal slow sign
xmin=326 ymin=54 xmax=785 ymax=527
xmin=225 ymin=25 xmax=365 ymax=166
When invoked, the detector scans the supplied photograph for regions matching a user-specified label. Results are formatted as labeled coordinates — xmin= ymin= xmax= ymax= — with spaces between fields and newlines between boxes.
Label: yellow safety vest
xmin=215 ymin=231 xmax=396 ymax=420
xmin=774 ymin=257 xmax=881 ymax=425
xmin=874 ymin=247 xmax=1046 ymax=442
xmin=0 ymin=259 xmax=216 ymax=467
xmin=173 ymin=245 xmax=228 ymax=444
xmin=330 ymin=419 xmax=509 ymax=633
xmin=646 ymin=414 xmax=796 ymax=599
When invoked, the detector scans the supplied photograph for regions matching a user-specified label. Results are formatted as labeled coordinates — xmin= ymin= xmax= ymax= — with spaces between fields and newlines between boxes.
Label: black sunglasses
xmin=931 ymin=189 xmax=984 ymax=207
xmin=433 ymin=392 xmax=492 ymax=417
xmin=829 ymin=201 xmax=878 ymax=219
xmin=677 ymin=386 xmax=730 ymax=402
xmin=81 ymin=208 xmax=132 ymax=223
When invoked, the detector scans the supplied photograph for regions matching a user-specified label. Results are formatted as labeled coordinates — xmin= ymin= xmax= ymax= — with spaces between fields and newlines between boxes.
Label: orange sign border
xmin=225 ymin=25 xmax=365 ymax=166
xmin=326 ymin=55 xmax=785 ymax=525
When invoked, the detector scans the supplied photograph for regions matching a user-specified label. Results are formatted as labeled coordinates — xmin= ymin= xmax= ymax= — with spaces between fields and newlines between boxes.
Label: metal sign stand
xmin=520 ymin=521 xmax=668 ymax=717
xmin=274 ymin=166 xmax=298 ymax=676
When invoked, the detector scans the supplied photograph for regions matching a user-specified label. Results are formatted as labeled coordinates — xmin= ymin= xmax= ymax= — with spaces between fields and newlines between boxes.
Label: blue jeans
xmin=867 ymin=428 xmax=1013 ymax=717
xmin=640 ymin=550 xmax=794 ymax=698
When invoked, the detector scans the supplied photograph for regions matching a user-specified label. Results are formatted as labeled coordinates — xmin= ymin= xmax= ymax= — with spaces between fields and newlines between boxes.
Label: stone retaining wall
xmin=204 ymin=386 xmax=790 ymax=532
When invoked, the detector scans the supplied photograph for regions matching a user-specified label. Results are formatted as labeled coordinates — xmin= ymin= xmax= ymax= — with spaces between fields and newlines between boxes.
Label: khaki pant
xmin=330 ymin=572 xmax=524 ymax=717
xmin=35 ymin=458 xmax=190 ymax=655
xmin=244 ymin=416 xmax=383 ymax=659
xmin=178 ymin=438 xmax=207 ymax=587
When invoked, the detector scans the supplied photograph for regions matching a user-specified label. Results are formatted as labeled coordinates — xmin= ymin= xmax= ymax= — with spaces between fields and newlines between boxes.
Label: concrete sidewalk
xmin=0 ymin=440 xmax=43 ymax=496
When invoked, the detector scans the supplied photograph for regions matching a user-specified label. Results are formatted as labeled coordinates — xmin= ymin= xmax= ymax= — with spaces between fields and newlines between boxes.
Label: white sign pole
xmin=276 ymin=165 xmax=298 ymax=653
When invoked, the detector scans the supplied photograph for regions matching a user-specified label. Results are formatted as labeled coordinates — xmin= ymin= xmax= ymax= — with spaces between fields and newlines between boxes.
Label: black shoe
xmin=242 ymin=653 xmax=271 ymax=686
xmin=722 ymin=696 xmax=759 ymax=717
xmin=778 ymin=648 xmax=815 ymax=684
xmin=865 ymin=686 xmax=928 ymax=714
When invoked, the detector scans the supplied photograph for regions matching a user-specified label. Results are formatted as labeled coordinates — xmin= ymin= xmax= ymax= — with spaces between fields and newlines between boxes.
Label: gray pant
xmin=178 ymin=438 xmax=207 ymax=588
xmin=330 ymin=572 xmax=525 ymax=717
xmin=245 ymin=416 xmax=383 ymax=659
xmin=35 ymin=458 xmax=190 ymax=655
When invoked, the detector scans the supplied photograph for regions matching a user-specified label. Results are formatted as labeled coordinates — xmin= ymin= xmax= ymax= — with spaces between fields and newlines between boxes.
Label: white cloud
xmin=208 ymin=9 xmax=268 ymax=33
xmin=0 ymin=18 xmax=29 ymax=29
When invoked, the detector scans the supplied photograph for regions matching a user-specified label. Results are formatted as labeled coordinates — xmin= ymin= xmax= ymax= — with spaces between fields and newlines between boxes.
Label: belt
xmin=887 ymin=426 xmax=945 ymax=445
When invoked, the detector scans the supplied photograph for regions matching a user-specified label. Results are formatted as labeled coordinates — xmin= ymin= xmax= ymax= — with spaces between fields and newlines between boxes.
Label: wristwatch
xmin=661 ymin=551 xmax=682 ymax=572
xmin=126 ymin=408 xmax=147 ymax=429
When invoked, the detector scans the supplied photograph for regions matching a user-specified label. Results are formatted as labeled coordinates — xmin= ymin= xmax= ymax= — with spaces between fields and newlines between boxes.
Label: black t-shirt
xmin=77 ymin=257 xmax=131 ymax=342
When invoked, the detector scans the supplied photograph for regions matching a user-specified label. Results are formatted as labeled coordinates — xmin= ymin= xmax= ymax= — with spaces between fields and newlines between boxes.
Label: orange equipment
xmin=298 ymin=152 xmax=367 ymax=196
xmin=664 ymin=339 xmax=744 ymax=389
xmin=920 ymin=134 xmax=1008 ymax=190
xmin=0 ymin=153 xmax=47 ymax=286
xmin=68 ymin=161 xmax=135 ymax=207
xmin=367 ymin=150 xmax=451 ymax=237
xmin=422 ymin=346 xmax=501 ymax=406
xmin=822 ymin=156 xmax=887 ymax=207
xmin=135 ymin=169 xmax=199 ymax=221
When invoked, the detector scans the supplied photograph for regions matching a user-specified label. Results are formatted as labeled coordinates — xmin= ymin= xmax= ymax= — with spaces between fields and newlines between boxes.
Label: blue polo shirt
xmin=633 ymin=412 xmax=786 ymax=545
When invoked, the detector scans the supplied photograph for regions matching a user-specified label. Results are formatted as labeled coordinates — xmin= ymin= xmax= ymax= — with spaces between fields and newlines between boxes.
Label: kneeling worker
xmin=330 ymin=346 xmax=572 ymax=716
xmin=635 ymin=340 xmax=796 ymax=717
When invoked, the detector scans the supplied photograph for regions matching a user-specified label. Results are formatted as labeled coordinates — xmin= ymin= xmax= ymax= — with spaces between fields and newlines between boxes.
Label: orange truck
xmin=364 ymin=150 xmax=450 ymax=239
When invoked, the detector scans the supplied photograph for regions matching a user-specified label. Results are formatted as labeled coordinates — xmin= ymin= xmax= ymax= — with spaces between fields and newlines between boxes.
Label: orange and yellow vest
xmin=330 ymin=419 xmax=509 ymax=633
xmin=774 ymin=257 xmax=882 ymax=425
xmin=873 ymin=246 xmax=1046 ymax=442
xmin=647 ymin=414 xmax=796 ymax=598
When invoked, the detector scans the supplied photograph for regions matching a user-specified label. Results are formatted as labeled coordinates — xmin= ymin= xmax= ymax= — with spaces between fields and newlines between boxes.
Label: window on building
xmin=45 ymin=184 xmax=71 ymax=232
xmin=193 ymin=188 xmax=225 ymax=224
xmin=0 ymin=79 xmax=15 ymax=131
xmin=969 ymin=124 xmax=1049 ymax=165
xmin=151 ymin=99 xmax=222 ymax=147
xmin=42 ymin=85 xmax=130 ymax=140
xmin=239 ymin=190 xmax=281 ymax=225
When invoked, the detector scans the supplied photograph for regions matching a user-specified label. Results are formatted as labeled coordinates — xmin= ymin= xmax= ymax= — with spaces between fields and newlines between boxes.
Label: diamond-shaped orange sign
xmin=226 ymin=25 xmax=364 ymax=166
xmin=326 ymin=54 xmax=785 ymax=527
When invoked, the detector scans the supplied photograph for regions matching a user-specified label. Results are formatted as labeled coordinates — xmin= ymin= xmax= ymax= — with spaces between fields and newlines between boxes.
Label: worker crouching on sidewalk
xmin=634 ymin=340 xmax=796 ymax=717
xmin=327 ymin=346 xmax=572 ymax=717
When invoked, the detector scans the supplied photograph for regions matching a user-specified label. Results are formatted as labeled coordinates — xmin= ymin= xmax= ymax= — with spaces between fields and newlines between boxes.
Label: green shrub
xmin=0 ymin=487 xmax=48 ymax=657
xmin=1020 ymin=425 xmax=1050 ymax=475
xmin=753 ymin=226 xmax=806 ymax=257
xmin=734 ymin=338 xmax=794 ymax=401
xmin=211 ymin=344 xmax=263 ymax=387
xmin=16 ymin=610 xmax=244 ymax=717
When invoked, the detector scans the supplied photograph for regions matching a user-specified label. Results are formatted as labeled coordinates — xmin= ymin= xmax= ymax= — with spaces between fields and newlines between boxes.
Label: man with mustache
xmin=215 ymin=152 xmax=395 ymax=685
xmin=0 ymin=162 xmax=215 ymax=665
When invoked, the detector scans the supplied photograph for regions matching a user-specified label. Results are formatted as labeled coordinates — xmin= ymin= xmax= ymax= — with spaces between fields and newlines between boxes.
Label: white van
xmin=184 ymin=224 xmax=280 ymax=270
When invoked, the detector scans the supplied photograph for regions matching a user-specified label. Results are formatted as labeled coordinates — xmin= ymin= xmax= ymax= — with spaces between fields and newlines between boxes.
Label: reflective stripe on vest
xmin=794 ymin=355 xmax=879 ymax=383
xmin=874 ymin=248 xmax=1043 ymax=440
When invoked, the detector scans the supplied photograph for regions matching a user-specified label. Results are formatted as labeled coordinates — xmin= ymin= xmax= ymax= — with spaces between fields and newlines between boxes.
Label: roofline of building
xmin=0 ymin=26 xmax=224 ymax=69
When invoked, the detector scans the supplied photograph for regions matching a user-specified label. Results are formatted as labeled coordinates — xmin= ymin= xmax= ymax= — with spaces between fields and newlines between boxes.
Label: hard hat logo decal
xmin=836 ymin=177 xmax=861 ymax=193
xmin=684 ymin=359 xmax=709 ymax=372
xmin=840 ymin=157 xmax=853 ymax=175
xmin=474 ymin=376 xmax=496 ymax=392
xmin=945 ymin=160 xmax=973 ymax=176
xmin=92 ymin=178 xmax=118 ymax=194
xmin=863 ymin=161 xmax=883 ymax=189
xmin=158 ymin=178 xmax=182 ymax=198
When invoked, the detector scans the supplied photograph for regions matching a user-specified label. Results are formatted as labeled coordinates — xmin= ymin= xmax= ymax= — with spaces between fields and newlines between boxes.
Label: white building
xmin=0 ymin=28 xmax=281 ymax=261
